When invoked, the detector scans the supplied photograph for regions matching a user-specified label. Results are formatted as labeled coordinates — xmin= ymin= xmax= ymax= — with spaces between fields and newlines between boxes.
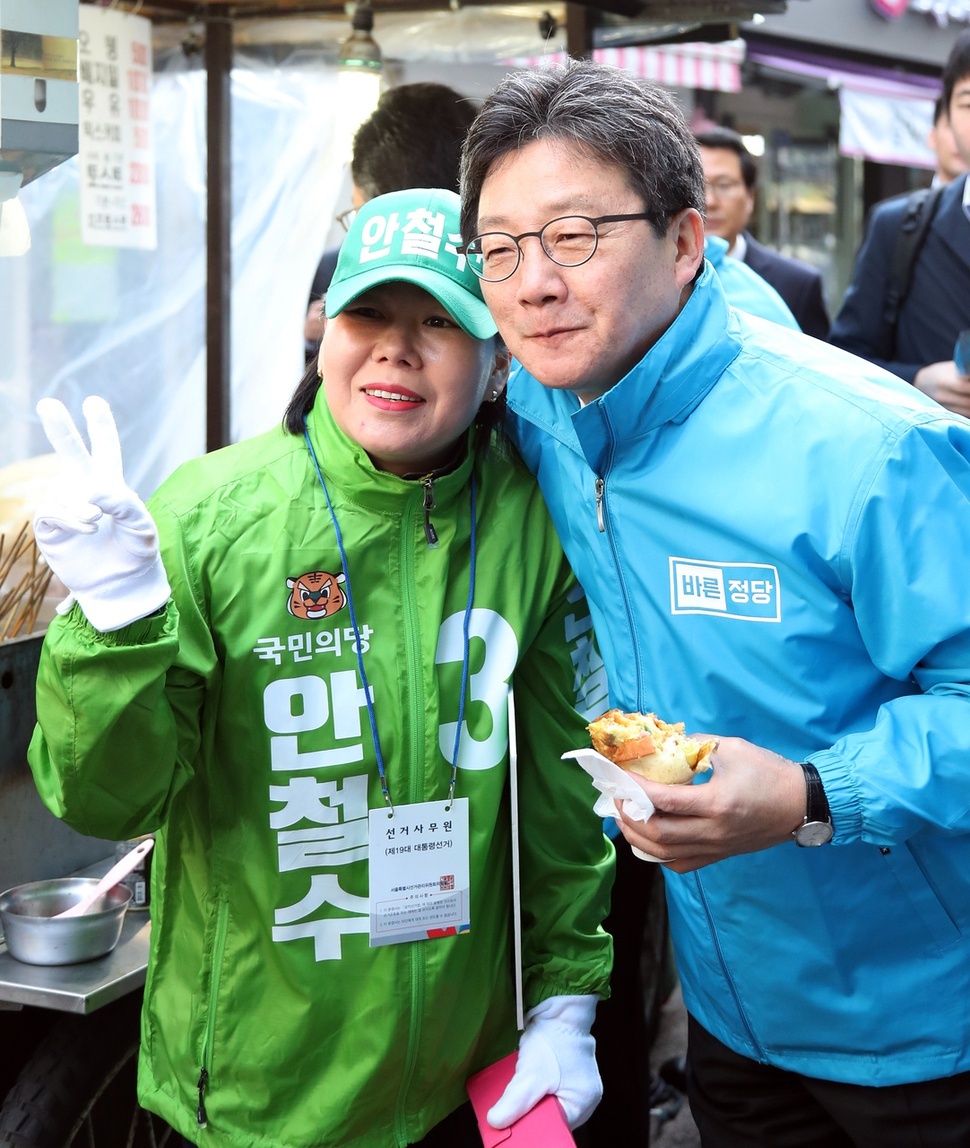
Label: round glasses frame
xmin=459 ymin=212 xmax=653 ymax=283
xmin=704 ymin=179 xmax=746 ymax=199
xmin=336 ymin=206 xmax=358 ymax=233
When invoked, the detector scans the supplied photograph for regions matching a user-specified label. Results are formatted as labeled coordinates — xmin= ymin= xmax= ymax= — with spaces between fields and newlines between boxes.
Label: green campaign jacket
xmin=29 ymin=396 xmax=613 ymax=1148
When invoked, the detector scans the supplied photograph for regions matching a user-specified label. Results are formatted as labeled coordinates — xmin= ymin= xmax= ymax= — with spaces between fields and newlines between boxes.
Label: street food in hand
xmin=587 ymin=709 xmax=716 ymax=784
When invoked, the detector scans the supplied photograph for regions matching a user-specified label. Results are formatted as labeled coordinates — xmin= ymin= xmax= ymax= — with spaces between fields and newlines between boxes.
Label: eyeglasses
xmin=460 ymin=213 xmax=653 ymax=283
xmin=336 ymin=206 xmax=358 ymax=233
xmin=704 ymin=179 xmax=746 ymax=198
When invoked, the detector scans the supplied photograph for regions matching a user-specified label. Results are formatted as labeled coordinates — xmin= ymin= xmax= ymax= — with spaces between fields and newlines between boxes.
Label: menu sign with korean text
xmin=77 ymin=6 xmax=156 ymax=249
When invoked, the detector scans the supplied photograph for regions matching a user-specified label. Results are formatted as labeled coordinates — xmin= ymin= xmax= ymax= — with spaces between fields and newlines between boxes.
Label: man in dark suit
xmin=830 ymin=31 xmax=970 ymax=418
xmin=303 ymin=83 xmax=478 ymax=359
xmin=927 ymin=94 xmax=967 ymax=187
xmin=695 ymin=126 xmax=830 ymax=340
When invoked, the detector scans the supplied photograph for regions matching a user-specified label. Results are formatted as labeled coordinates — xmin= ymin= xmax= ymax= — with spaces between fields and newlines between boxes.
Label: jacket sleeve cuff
xmin=65 ymin=597 xmax=176 ymax=647
xmin=806 ymin=749 xmax=864 ymax=841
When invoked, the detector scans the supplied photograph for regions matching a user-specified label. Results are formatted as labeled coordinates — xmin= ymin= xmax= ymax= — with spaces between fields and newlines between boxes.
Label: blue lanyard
xmin=303 ymin=426 xmax=476 ymax=812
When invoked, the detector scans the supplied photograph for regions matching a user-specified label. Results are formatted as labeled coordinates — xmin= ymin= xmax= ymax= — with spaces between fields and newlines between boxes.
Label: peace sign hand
xmin=34 ymin=396 xmax=171 ymax=633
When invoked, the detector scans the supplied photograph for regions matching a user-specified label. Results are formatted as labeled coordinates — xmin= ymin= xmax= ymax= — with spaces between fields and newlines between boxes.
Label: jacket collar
xmin=508 ymin=263 xmax=742 ymax=474
xmin=304 ymin=391 xmax=474 ymax=513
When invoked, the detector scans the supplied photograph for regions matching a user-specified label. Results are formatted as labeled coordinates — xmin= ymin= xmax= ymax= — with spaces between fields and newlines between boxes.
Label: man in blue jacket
xmin=830 ymin=31 xmax=970 ymax=418
xmin=460 ymin=59 xmax=970 ymax=1146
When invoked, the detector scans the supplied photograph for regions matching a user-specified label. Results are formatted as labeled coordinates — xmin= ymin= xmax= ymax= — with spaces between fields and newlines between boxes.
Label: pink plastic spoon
xmin=54 ymin=838 xmax=154 ymax=919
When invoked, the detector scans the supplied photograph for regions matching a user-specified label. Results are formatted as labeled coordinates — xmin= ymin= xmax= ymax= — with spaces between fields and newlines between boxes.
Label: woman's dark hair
xmin=283 ymin=360 xmax=323 ymax=435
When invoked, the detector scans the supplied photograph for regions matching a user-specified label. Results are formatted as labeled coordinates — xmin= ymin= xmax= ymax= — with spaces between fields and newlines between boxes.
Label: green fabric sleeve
xmin=513 ymin=557 xmax=614 ymax=1007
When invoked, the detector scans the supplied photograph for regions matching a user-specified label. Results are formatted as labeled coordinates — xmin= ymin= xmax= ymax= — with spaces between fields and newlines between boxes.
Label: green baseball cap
xmin=325 ymin=187 xmax=497 ymax=340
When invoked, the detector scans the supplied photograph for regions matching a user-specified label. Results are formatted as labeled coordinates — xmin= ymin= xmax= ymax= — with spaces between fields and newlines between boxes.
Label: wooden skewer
xmin=0 ymin=531 xmax=55 ymax=639
xmin=0 ymin=523 xmax=30 ymax=586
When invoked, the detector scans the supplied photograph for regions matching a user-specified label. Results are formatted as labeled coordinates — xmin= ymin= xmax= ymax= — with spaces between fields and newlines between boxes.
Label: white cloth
xmin=562 ymin=748 xmax=660 ymax=861
xmin=33 ymin=396 xmax=171 ymax=632
xmin=487 ymin=994 xmax=601 ymax=1131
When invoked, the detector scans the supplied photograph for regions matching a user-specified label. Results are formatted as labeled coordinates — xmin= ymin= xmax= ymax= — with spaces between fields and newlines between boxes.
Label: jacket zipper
xmin=591 ymin=437 xmax=645 ymax=710
xmin=694 ymin=875 xmax=764 ymax=1058
xmin=196 ymin=1068 xmax=208 ymax=1129
xmin=594 ymin=477 xmax=606 ymax=532
xmin=395 ymin=938 xmax=426 ymax=1143
xmin=393 ymin=494 xmax=430 ymax=1142
xmin=421 ymin=476 xmax=439 ymax=548
xmin=196 ymin=896 xmax=230 ymax=1128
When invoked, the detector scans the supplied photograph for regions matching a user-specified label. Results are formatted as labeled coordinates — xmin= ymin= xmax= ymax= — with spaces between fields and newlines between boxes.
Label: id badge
xmin=368 ymin=798 xmax=471 ymax=948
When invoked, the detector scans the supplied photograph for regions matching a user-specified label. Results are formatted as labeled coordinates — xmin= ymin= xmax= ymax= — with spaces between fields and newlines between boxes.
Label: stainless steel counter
xmin=0 ymin=910 xmax=149 ymax=1014
xmin=0 ymin=854 xmax=150 ymax=1014
xmin=0 ymin=635 xmax=152 ymax=1014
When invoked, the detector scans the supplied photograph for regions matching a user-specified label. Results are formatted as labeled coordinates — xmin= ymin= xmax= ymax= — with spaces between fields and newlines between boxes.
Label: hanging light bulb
xmin=339 ymin=0 xmax=383 ymax=74
xmin=0 ymin=172 xmax=30 ymax=257
xmin=335 ymin=1 xmax=383 ymax=161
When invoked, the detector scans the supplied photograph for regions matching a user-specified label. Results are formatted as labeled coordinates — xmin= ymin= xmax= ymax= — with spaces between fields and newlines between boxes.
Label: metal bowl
xmin=0 ymin=878 xmax=132 ymax=966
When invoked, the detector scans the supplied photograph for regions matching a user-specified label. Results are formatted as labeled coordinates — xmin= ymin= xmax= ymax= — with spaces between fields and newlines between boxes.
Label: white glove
xmin=33 ymin=396 xmax=171 ymax=633
xmin=487 ymin=994 xmax=601 ymax=1130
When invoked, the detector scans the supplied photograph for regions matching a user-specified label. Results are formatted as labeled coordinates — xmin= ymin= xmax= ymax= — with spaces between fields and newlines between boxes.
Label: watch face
xmin=795 ymin=820 xmax=834 ymax=847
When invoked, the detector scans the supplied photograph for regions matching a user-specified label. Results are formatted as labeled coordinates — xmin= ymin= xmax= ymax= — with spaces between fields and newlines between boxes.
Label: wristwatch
xmin=792 ymin=761 xmax=833 ymax=847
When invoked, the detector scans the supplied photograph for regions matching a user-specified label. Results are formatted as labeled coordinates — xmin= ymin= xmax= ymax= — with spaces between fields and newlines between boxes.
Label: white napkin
xmin=562 ymin=748 xmax=662 ymax=862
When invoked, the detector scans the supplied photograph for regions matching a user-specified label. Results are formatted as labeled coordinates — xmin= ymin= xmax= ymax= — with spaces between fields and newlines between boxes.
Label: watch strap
xmin=798 ymin=761 xmax=831 ymax=826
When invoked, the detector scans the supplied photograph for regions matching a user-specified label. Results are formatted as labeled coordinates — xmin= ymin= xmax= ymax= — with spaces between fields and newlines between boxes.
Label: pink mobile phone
xmin=466 ymin=1052 xmax=575 ymax=1148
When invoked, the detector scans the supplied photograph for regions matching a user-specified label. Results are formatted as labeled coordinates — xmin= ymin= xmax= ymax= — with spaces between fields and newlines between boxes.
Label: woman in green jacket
xmin=28 ymin=188 xmax=612 ymax=1148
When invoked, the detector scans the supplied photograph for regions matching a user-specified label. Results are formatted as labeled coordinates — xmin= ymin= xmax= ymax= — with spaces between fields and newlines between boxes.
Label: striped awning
xmin=510 ymin=40 xmax=744 ymax=93
xmin=594 ymin=41 xmax=743 ymax=91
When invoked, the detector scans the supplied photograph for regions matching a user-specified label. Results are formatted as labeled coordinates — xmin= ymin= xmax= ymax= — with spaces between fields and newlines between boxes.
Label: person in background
xmin=304 ymin=83 xmax=478 ymax=356
xmin=927 ymin=94 xmax=967 ymax=187
xmin=830 ymin=31 xmax=970 ymax=417
xmin=703 ymin=232 xmax=797 ymax=330
xmin=460 ymin=58 xmax=970 ymax=1147
xmin=29 ymin=188 xmax=612 ymax=1148
xmin=695 ymin=125 xmax=830 ymax=340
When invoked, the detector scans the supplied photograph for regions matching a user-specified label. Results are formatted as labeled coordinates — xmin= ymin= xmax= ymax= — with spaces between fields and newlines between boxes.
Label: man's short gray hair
xmin=460 ymin=59 xmax=704 ymax=241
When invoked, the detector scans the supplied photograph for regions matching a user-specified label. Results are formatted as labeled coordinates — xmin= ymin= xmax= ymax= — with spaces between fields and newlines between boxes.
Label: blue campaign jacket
xmin=704 ymin=234 xmax=798 ymax=331
xmin=506 ymin=261 xmax=970 ymax=1087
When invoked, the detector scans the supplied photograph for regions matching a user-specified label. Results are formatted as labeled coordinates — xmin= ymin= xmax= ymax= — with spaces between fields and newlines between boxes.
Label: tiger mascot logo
xmin=286 ymin=570 xmax=347 ymax=620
